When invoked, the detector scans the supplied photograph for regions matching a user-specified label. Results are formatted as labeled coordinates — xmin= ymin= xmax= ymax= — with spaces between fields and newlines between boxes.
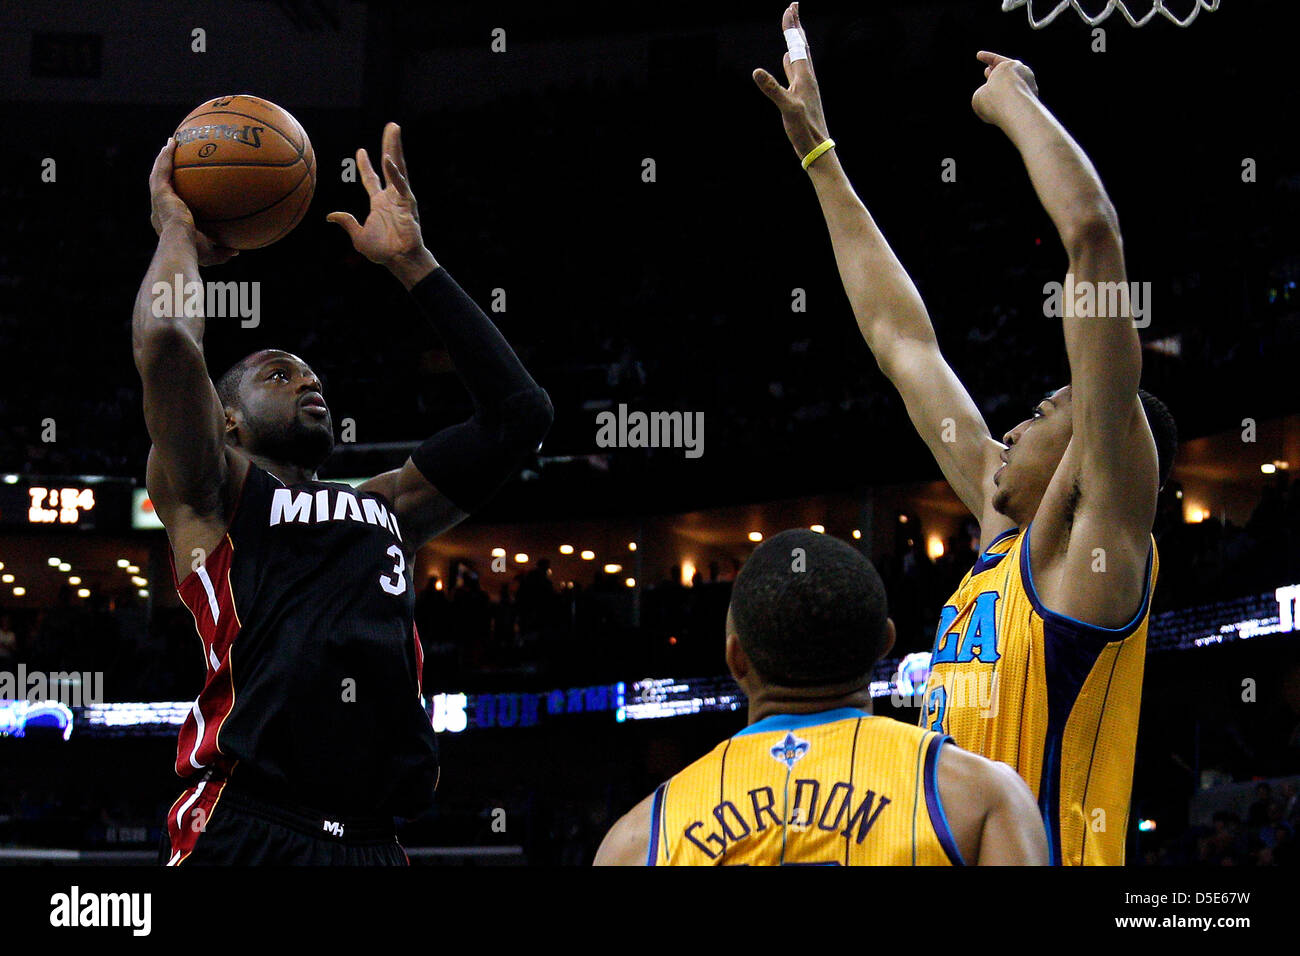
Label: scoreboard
xmin=0 ymin=476 xmax=134 ymax=531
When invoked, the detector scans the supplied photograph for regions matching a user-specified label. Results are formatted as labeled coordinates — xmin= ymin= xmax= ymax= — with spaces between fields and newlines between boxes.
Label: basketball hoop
xmin=1001 ymin=0 xmax=1220 ymax=29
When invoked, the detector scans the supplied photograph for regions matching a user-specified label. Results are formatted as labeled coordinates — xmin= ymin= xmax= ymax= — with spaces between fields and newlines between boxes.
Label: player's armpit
xmin=593 ymin=792 xmax=655 ymax=866
xmin=356 ymin=461 xmax=469 ymax=552
xmin=1031 ymin=408 xmax=1157 ymax=627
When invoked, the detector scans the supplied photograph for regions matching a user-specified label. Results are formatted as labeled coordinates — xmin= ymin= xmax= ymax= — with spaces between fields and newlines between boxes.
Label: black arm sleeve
xmin=407 ymin=267 xmax=553 ymax=512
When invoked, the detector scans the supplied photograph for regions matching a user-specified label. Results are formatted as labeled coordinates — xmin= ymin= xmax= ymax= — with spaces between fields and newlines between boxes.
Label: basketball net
xmin=1002 ymin=0 xmax=1220 ymax=28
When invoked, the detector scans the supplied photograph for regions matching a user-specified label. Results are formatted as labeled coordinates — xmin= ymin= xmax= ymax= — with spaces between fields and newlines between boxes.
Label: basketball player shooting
xmin=134 ymin=122 xmax=553 ymax=865
xmin=595 ymin=530 xmax=1048 ymax=865
xmin=753 ymin=5 xmax=1177 ymax=865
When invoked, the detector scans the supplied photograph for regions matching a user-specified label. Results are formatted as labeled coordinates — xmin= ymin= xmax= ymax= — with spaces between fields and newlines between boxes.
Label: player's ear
xmin=881 ymin=618 xmax=897 ymax=660
xmin=725 ymin=630 xmax=750 ymax=684
xmin=224 ymin=405 xmax=243 ymax=445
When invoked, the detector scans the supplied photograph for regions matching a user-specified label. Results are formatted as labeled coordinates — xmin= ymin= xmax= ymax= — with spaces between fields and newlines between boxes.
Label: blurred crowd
xmin=1141 ymin=780 xmax=1300 ymax=867
xmin=1 ymin=473 xmax=1297 ymax=697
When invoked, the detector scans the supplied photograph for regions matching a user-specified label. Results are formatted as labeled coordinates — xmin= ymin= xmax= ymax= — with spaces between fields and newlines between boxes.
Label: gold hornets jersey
xmin=648 ymin=708 xmax=963 ymax=866
xmin=920 ymin=524 xmax=1157 ymax=866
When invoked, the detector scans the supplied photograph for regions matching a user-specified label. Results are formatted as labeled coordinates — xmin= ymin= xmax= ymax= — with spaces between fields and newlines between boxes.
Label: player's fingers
xmin=752 ymin=68 xmax=792 ymax=109
xmin=149 ymin=139 xmax=176 ymax=194
xmin=325 ymin=211 xmax=364 ymax=240
xmin=976 ymin=50 xmax=1011 ymax=66
xmin=384 ymin=122 xmax=409 ymax=181
xmin=786 ymin=3 xmax=814 ymax=82
xmin=383 ymin=155 xmax=413 ymax=199
xmin=356 ymin=148 xmax=383 ymax=196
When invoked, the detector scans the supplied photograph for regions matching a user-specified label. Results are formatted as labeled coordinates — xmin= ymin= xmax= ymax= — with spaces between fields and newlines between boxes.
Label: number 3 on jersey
xmin=379 ymin=544 xmax=407 ymax=595
xmin=924 ymin=684 xmax=948 ymax=733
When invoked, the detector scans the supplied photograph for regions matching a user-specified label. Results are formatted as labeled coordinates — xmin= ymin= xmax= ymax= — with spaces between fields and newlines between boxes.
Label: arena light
xmin=48 ymin=557 xmax=61 ymax=566
xmin=927 ymin=536 xmax=945 ymax=560
xmin=748 ymin=531 xmax=763 ymax=542
xmin=625 ymin=578 xmax=636 ymax=588
xmin=2 ymin=475 xmax=18 ymax=484
xmin=0 ymin=562 xmax=4 ymax=571
xmin=126 ymin=565 xmax=140 ymax=575
xmin=137 ymin=589 xmax=149 ymax=598
xmin=1277 ymin=461 xmax=1291 ymax=470
xmin=681 ymin=560 xmax=696 ymax=585
xmin=12 ymin=587 xmax=25 ymax=597
xmin=898 ymin=514 xmax=908 ymax=524
xmin=810 ymin=524 xmax=825 ymax=534
xmin=433 ymin=580 xmax=442 ymax=591
xmin=68 ymin=576 xmax=81 ymax=585
xmin=580 ymin=550 xmax=595 ymax=561
xmin=604 ymin=564 xmax=623 ymax=574
xmin=58 ymin=563 xmax=71 ymax=572
xmin=491 ymin=548 xmax=506 ymax=557
xmin=1262 ymin=463 xmax=1277 ymax=475
xmin=1137 ymin=819 xmax=1157 ymax=832
xmin=1 ymin=574 xmax=12 ymax=583
xmin=627 ymin=542 xmax=637 ymax=552
xmin=131 ymin=576 xmax=147 ymax=587
xmin=514 ymin=553 xmax=529 ymax=564
xmin=852 ymin=529 xmax=862 ymax=540
xmin=76 ymin=589 xmax=90 ymax=599
xmin=559 ymin=544 xmax=574 ymax=555
xmin=117 ymin=559 xmax=130 ymax=568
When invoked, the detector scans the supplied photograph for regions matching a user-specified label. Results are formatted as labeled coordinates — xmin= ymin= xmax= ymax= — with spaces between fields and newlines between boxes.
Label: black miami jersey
xmin=166 ymin=461 xmax=438 ymax=821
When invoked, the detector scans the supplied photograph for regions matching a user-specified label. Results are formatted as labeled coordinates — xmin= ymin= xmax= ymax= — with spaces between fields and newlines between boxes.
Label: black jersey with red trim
xmin=169 ymin=461 xmax=438 ymax=818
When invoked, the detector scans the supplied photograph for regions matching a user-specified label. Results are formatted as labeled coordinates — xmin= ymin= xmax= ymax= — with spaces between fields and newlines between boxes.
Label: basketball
xmin=171 ymin=94 xmax=316 ymax=250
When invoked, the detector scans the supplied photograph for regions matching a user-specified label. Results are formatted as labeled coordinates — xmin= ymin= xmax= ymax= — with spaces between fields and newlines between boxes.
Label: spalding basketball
xmin=172 ymin=94 xmax=316 ymax=250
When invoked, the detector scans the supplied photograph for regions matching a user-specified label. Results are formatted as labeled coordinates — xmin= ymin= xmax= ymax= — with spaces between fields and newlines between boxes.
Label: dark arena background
xmin=0 ymin=0 xmax=1296 ymax=913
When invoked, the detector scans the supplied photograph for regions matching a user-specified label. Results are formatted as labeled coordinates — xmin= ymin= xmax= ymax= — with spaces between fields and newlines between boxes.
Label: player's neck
xmin=746 ymin=684 xmax=874 ymax=725
xmin=251 ymin=455 xmax=318 ymax=486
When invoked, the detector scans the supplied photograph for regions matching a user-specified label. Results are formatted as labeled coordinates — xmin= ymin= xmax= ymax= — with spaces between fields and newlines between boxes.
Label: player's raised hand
xmin=752 ymin=3 xmax=832 ymax=164
xmin=971 ymin=52 xmax=1040 ymax=128
xmin=148 ymin=139 xmax=239 ymax=267
xmin=327 ymin=122 xmax=428 ymax=268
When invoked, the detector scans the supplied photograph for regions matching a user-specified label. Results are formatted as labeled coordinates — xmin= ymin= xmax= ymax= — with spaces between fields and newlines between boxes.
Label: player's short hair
xmin=730 ymin=529 xmax=890 ymax=687
xmin=1138 ymin=388 xmax=1177 ymax=488
xmin=216 ymin=352 xmax=265 ymax=412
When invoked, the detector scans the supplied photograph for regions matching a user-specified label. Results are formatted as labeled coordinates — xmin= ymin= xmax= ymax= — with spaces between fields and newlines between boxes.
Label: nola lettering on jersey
xmin=268 ymin=487 xmax=402 ymax=541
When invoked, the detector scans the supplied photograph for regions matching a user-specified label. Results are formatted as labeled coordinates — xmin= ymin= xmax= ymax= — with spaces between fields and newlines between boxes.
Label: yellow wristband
xmin=801 ymin=138 xmax=836 ymax=170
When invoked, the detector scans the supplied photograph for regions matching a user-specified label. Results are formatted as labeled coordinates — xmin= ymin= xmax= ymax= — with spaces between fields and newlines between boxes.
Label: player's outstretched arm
xmin=938 ymin=742 xmax=1049 ymax=865
xmin=133 ymin=140 xmax=240 ymax=522
xmin=332 ymin=123 xmax=554 ymax=551
xmin=973 ymin=55 xmax=1157 ymax=625
xmin=594 ymin=792 xmax=655 ymax=866
xmin=753 ymin=4 xmax=1007 ymax=536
